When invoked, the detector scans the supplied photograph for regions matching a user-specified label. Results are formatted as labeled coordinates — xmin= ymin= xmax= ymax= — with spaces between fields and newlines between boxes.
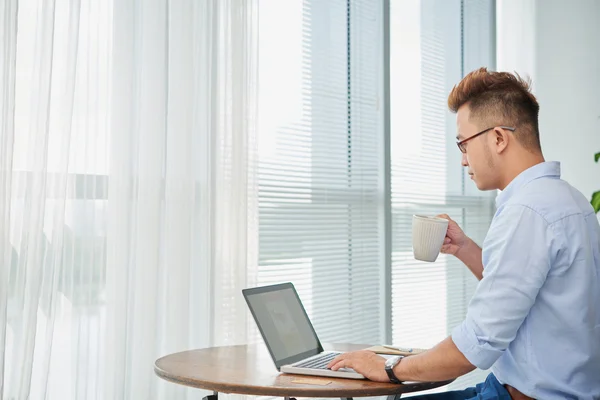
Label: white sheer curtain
xmin=0 ymin=0 xmax=257 ymax=399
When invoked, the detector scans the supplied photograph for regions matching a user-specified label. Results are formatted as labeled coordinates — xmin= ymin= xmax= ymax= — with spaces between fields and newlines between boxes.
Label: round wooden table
xmin=154 ymin=343 xmax=452 ymax=399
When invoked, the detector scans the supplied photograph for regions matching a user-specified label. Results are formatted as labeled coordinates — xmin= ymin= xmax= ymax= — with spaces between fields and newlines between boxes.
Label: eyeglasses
xmin=456 ymin=126 xmax=516 ymax=153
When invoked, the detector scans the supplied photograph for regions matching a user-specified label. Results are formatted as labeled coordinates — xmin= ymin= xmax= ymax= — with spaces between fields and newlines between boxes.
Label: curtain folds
xmin=0 ymin=0 xmax=258 ymax=399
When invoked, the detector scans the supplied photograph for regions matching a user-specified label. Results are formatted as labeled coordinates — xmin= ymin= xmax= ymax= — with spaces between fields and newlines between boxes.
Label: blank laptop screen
xmin=245 ymin=285 xmax=320 ymax=364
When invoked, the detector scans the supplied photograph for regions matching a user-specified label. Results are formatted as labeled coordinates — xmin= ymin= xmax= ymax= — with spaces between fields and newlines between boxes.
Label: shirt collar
xmin=495 ymin=161 xmax=561 ymax=208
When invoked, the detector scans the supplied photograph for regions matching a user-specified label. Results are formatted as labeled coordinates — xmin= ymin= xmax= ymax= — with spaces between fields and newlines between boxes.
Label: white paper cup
xmin=412 ymin=215 xmax=449 ymax=262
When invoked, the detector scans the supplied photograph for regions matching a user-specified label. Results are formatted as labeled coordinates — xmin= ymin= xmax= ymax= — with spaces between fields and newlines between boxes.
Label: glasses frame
xmin=456 ymin=126 xmax=516 ymax=153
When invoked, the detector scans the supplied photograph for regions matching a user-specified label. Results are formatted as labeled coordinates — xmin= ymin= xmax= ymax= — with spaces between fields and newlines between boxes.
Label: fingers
xmin=441 ymin=243 xmax=456 ymax=254
xmin=436 ymin=213 xmax=451 ymax=221
xmin=437 ymin=214 xmax=457 ymax=230
xmin=329 ymin=359 xmax=346 ymax=371
xmin=327 ymin=351 xmax=364 ymax=371
xmin=328 ymin=356 xmax=350 ymax=371
xmin=440 ymin=238 xmax=451 ymax=253
xmin=437 ymin=214 xmax=460 ymax=229
xmin=441 ymin=243 xmax=459 ymax=254
xmin=327 ymin=354 xmax=346 ymax=370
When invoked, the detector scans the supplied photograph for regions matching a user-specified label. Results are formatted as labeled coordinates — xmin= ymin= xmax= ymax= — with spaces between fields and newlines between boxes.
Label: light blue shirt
xmin=452 ymin=161 xmax=600 ymax=399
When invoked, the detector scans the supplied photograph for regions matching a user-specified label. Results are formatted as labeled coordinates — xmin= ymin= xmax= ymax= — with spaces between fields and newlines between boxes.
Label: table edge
xmin=154 ymin=362 xmax=453 ymax=397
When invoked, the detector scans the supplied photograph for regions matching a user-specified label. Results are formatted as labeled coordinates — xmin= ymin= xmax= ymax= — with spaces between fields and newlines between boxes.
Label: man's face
xmin=456 ymin=105 xmax=497 ymax=191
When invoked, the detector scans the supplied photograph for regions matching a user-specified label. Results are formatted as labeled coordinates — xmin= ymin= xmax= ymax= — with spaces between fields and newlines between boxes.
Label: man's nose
xmin=461 ymin=152 xmax=469 ymax=167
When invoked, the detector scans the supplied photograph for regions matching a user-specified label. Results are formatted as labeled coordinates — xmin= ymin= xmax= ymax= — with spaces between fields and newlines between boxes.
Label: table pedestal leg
xmin=203 ymin=392 xmax=218 ymax=400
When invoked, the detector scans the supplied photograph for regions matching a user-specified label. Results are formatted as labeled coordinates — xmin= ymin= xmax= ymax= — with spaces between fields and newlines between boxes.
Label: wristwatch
xmin=384 ymin=356 xmax=403 ymax=384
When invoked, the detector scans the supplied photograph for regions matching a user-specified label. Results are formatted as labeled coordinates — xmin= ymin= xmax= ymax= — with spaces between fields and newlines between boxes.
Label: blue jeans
xmin=409 ymin=374 xmax=512 ymax=400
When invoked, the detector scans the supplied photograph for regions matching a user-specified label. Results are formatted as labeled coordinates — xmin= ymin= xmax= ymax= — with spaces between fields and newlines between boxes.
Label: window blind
xmin=390 ymin=0 xmax=496 ymax=391
xmin=256 ymin=0 xmax=385 ymax=345
xmin=255 ymin=0 xmax=496 ymax=390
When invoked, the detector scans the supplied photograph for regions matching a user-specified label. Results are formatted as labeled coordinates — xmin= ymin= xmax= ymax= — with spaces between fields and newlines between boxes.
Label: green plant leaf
xmin=595 ymin=152 xmax=600 ymax=163
xmin=592 ymin=191 xmax=600 ymax=214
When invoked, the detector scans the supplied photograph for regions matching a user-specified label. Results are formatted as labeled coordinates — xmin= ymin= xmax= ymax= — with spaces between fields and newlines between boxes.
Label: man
xmin=327 ymin=68 xmax=600 ymax=399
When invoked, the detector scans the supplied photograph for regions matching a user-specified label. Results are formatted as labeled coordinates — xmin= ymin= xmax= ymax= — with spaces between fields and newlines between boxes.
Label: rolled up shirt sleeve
xmin=451 ymin=204 xmax=555 ymax=370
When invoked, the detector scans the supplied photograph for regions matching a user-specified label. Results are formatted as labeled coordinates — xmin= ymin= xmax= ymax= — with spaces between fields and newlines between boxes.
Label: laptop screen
xmin=243 ymin=283 xmax=323 ymax=369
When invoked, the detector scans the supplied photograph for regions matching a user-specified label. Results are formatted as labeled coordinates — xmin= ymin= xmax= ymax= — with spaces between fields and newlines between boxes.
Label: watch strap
xmin=384 ymin=356 xmax=403 ymax=384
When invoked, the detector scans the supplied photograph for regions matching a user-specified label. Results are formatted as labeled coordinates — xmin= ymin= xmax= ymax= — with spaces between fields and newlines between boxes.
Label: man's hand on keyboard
xmin=327 ymin=351 xmax=388 ymax=382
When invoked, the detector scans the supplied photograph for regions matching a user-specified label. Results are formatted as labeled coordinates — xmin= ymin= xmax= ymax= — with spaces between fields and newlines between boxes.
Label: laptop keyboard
xmin=294 ymin=352 xmax=338 ymax=370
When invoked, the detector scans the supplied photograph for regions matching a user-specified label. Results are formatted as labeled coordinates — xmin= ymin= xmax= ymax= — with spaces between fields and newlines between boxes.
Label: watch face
xmin=385 ymin=356 xmax=402 ymax=367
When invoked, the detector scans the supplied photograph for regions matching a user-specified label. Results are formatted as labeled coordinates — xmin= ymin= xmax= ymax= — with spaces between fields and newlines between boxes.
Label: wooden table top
xmin=154 ymin=343 xmax=452 ymax=397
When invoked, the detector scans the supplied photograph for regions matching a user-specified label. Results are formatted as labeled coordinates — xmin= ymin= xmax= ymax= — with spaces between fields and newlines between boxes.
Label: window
xmin=257 ymin=0 xmax=496 ymax=390
xmin=257 ymin=0 xmax=386 ymax=343
xmin=390 ymin=0 xmax=496 ymax=390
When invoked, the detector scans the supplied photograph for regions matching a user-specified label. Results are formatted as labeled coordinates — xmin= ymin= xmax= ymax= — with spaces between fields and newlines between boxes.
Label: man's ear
xmin=494 ymin=127 xmax=509 ymax=154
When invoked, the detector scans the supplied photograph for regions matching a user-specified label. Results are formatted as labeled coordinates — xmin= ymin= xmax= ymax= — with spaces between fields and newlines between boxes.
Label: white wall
xmin=536 ymin=0 xmax=600 ymax=200
xmin=497 ymin=0 xmax=600 ymax=201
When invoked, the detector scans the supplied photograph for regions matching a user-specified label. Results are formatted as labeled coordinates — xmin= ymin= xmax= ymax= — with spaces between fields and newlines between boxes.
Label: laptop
xmin=243 ymin=282 xmax=373 ymax=379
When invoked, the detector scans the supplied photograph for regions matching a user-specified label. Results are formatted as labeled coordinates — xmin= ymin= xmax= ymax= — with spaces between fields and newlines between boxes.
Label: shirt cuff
xmin=451 ymin=318 xmax=504 ymax=370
